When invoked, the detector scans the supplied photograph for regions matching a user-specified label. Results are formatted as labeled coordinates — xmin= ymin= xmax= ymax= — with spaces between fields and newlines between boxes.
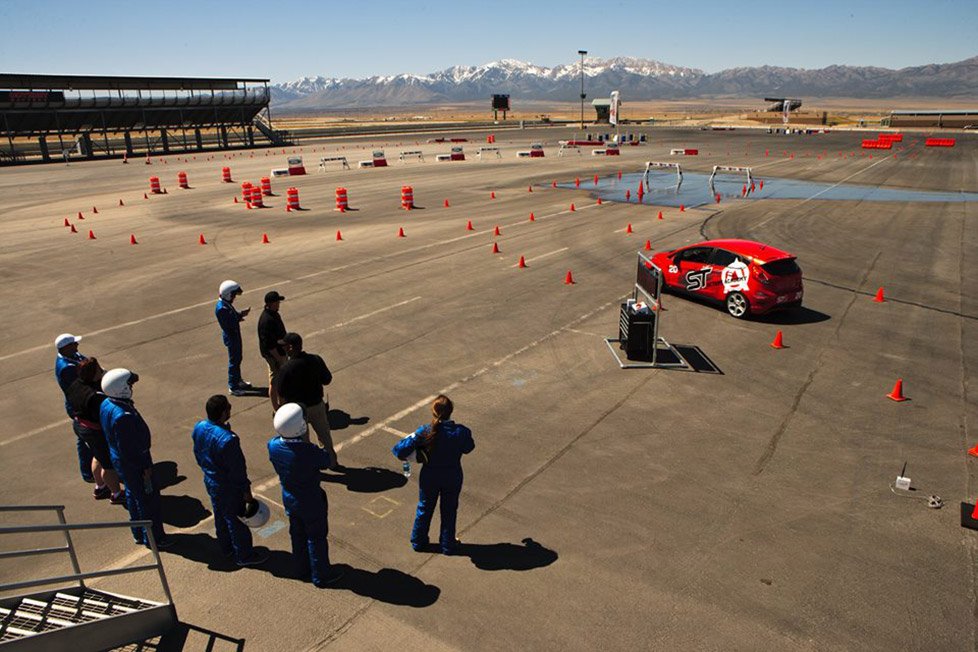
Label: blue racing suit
xmin=100 ymin=397 xmax=165 ymax=546
xmin=215 ymin=298 xmax=244 ymax=389
xmin=192 ymin=420 xmax=253 ymax=562
xmin=268 ymin=436 xmax=333 ymax=586
xmin=392 ymin=420 xmax=474 ymax=552
xmin=55 ymin=352 xmax=94 ymax=482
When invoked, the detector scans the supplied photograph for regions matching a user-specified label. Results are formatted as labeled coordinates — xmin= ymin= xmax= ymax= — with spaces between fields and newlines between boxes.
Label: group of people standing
xmin=53 ymin=280 xmax=475 ymax=588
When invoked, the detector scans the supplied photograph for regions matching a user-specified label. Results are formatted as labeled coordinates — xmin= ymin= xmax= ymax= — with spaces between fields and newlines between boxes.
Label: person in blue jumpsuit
xmin=392 ymin=394 xmax=474 ymax=554
xmin=268 ymin=403 xmax=344 ymax=587
xmin=54 ymin=333 xmax=94 ymax=483
xmin=192 ymin=395 xmax=267 ymax=566
xmin=215 ymin=280 xmax=252 ymax=395
xmin=99 ymin=368 xmax=171 ymax=549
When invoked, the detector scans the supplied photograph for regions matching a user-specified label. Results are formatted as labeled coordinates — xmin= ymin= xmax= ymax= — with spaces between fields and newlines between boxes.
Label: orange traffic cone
xmin=967 ymin=443 xmax=978 ymax=458
xmin=69 ymin=224 xmax=77 ymax=233
xmin=491 ymin=242 xmax=500 ymax=254
xmin=657 ymin=211 xmax=663 ymax=221
xmin=129 ymin=234 xmax=138 ymax=245
xmin=490 ymin=191 xmax=496 ymax=200
xmin=873 ymin=287 xmax=885 ymax=303
xmin=163 ymin=188 xmax=168 ymax=194
xmin=63 ymin=217 xmax=71 ymax=227
xmin=444 ymin=199 xmax=450 ymax=208
xmin=575 ymin=177 xmax=580 ymax=188
xmin=233 ymin=196 xmax=238 ymax=204
xmin=466 ymin=220 xmax=474 ymax=231
xmin=528 ymin=185 xmax=533 ymax=193
xmin=625 ymin=223 xmax=633 ymax=234
xmin=596 ymin=197 xmax=603 ymax=205
xmin=88 ymin=230 xmax=96 ymax=240
xmin=679 ymin=204 xmax=685 ymax=212
xmin=92 ymin=206 xmax=98 ymax=214
xmin=887 ymin=378 xmax=908 ymax=402
xmin=517 ymin=255 xmax=527 ymax=268
xmin=644 ymin=240 xmax=652 ymax=251
xmin=118 ymin=199 xmax=124 ymax=206
xmin=564 ymin=270 xmax=575 ymax=285
xmin=593 ymin=174 xmax=599 ymax=185
xmin=286 ymin=204 xmax=292 ymax=212
xmin=198 ymin=234 xmax=207 ymax=245
xmin=143 ymin=193 xmax=148 ymax=200
xmin=626 ymin=189 xmax=631 ymax=201
xmin=336 ymin=230 xmax=343 ymax=241
xmin=529 ymin=212 xmax=535 ymax=222
xmin=770 ymin=330 xmax=786 ymax=349
xmin=261 ymin=233 xmax=270 ymax=244
xmin=551 ymin=180 xmax=557 ymax=188
xmin=77 ymin=211 xmax=84 ymax=220
xmin=493 ymin=225 xmax=501 ymax=236
xmin=397 ymin=227 xmax=405 ymax=238
xmin=569 ymin=203 xmax=576 ymax=212
xmin=246 ymin=202 xmax=252 ymax=210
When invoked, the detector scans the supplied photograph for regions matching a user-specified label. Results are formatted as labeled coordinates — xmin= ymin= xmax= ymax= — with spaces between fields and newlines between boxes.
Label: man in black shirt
xmin=273 ymin=333 xmax=337 ymax=468
xmin=257 ymin=291 xmax=288 ymax=409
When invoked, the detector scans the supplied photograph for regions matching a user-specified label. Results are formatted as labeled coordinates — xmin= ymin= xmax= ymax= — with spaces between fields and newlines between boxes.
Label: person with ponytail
xmin=392 ymin=394 xmax=474 ymax=554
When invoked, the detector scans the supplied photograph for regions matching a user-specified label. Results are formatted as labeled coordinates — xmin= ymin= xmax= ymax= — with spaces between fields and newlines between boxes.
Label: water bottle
xmin=402 ymin=461 xmax=411 ymax=478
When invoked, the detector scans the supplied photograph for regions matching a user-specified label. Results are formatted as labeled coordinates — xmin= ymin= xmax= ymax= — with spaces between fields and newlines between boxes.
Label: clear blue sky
xmin=2 ymin=0 xmax=974 ymax=83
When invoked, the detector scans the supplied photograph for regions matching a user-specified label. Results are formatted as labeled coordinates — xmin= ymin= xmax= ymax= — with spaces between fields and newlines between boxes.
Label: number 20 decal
xmin=684 ymin=267 xmax=711 ymax=292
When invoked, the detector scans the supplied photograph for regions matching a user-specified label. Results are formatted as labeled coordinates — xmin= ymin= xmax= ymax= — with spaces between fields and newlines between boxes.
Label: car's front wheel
xmin=725 ymin=292 xmax=750 ymax=319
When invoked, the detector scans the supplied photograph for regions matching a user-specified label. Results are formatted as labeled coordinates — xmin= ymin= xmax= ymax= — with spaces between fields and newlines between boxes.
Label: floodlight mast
xmin=578 ymin=50 xmax=587 ymax=130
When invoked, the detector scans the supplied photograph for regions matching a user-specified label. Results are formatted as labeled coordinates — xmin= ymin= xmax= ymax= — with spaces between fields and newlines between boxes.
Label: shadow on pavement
xmin=757 ymin=306 xmax=831 ymax=325
xmin=320 ymin=466 xmax=407 ymax=493
xmin=156 ymin=621 xmax=246 ymax=651
xmin=331 ymin=565 xmax=440 ymax=607
xmin=160 ymin=494 xmax=210 ymax=528
xmin=153 ymin=461 xmax=186 ymax=490
xmin=460 ymin=538 xmax=558 ymax=571
xmin=166 ymin=533 xmax=288 ymax=573
xmin=327 ymin=409 xmax=369 ymax=430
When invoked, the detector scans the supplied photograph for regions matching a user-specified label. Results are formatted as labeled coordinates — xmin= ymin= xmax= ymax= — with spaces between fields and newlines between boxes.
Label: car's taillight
xmin=754 ymin=265 xmax=772 ymax=286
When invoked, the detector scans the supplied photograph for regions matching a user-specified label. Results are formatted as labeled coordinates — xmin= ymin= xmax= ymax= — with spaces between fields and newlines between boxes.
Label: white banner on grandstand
xmin=609 ymin=91 xmax=620 ymax=126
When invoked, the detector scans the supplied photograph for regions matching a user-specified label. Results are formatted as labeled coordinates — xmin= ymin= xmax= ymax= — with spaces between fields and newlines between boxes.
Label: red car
xmin=651 ymin=239 xmax=803 ymax=318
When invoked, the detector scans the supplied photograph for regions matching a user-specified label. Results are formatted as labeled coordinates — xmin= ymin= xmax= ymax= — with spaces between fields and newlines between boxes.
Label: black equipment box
xmin=618 ymin=303 xmax=655 ymax=360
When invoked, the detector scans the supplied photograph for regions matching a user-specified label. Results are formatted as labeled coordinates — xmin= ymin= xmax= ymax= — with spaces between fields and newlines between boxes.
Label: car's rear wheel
xmin=725 ymin=292 xmax=750 ymax=319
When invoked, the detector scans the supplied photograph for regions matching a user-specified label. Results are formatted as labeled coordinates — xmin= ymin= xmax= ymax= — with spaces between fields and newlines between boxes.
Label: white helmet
xmin=102 ymin=368 xmax=139 ymax=400
xmin=219 ymin=280 xmax=241 ymax=301
xmin=274 ymin=403 xmax=307 ymax=439
xmin=238 ymin=499 xmax=270 ymax=528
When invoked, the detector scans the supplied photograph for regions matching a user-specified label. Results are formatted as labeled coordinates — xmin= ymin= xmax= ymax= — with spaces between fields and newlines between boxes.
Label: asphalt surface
xmin=1 ymin=126 xmax=976 ymax=651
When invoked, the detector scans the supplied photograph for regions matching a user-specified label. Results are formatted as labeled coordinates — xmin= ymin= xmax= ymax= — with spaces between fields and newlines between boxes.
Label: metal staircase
xmin=0 ymin=505 xmax=177 ymax=651
xmin=252 ymin=111 xmax=293 ymax=146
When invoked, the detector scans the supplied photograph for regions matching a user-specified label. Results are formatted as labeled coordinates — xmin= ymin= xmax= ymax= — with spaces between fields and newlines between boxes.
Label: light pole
xmin=578 ymin=49 xmax=587 ymax=130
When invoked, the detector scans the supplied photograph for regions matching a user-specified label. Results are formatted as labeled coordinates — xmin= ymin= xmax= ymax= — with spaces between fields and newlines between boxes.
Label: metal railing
xmin=0 ymin=505 xmax=174 ymax=607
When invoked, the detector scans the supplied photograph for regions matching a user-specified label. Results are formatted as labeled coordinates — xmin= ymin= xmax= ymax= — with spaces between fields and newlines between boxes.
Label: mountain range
xmin=270 ymin=56 xmax=978 ymax=111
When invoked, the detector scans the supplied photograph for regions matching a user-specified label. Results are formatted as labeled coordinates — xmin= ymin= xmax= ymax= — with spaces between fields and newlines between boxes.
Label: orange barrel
xmin=335 ymin=187 xmax=348 ymax=211
xmin=287 ymin=187 xmax=300 ymax=210
xmin=222 ymin=166 xmax=232 ymax=183
xmin=149 ymin=176 xmax=161 ymax=194
xmin=241 ymin=182 xmax=253 ymax=203
xmin=401 ymin=185 xmax=413 ymax=210
xmin=249 ymin=185 xmax=264 ymax=208
xmin=260 ymin=177 xmax=272 ymax=196
xmin=178 ymin=171 xmax=189 ymax=189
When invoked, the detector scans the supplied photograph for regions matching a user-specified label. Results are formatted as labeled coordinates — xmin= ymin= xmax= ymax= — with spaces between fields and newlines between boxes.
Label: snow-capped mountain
xmin=269 ymin=56 xmax=978 ymax=110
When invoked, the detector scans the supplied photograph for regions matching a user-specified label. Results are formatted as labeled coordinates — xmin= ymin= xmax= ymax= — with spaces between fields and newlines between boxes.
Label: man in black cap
xmin=257 ymin=291 xmax=288 ymax=409
xmin=274 ymin=333 xmax=337 ymax=468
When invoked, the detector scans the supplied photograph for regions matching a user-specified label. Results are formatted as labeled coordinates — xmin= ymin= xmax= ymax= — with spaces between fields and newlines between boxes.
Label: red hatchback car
xmin=651 ymin=239 xmax=804 ymax=318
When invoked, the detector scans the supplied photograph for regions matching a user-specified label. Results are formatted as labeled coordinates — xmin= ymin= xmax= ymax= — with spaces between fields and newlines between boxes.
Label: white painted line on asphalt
xmin=511 ymin=247 xmax=569 ymax=267
xmin=254 ymin=492 xmax=285 ymax=511
xmin=379 ymin=425 xmax=411 ymax=438
xmin=2 ymin=205 xmax=600 ymax=363
xmin=306 ymin=296 xmax=422 ymax=337
xmin=0 ymin=281 xmax=289 ymax=363
xmin=0 ymin=419 xmax=70 ymax=447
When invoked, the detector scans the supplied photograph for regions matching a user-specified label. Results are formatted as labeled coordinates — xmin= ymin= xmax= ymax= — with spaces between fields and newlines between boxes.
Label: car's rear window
xmin=762 ymin=258 xmax=801 ymax=276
